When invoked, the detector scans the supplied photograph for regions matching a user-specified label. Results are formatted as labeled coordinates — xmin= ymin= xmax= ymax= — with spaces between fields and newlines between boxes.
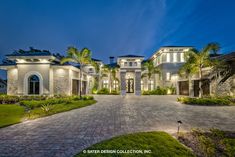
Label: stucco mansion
xmin=0 ymin=46 xmax=234 ymax=96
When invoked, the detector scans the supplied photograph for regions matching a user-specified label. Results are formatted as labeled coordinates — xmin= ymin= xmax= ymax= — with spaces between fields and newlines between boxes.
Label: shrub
xmin=177 ymin=97 xmax=231 ymax=106
xmin=198 ymin=135 xmax=216 ymax=157
xmin=20 ymin=98 xmax=72 ymax=109
xmin=142 ymin=87 xmax=168 ymax=95
xmin=110 ymin=90 xmax=119 ymax=95
xmin=97 ymin=88 xmax=109 ymax=94
xmin=0 ymin=95 xmax=20 ymax=104
xmin=81 ymin=95 xmax=94 ymax=100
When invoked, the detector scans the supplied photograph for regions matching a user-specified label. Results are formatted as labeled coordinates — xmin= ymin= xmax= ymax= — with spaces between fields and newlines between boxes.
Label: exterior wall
xmin=157 ymin=63 xmax=183 ymax=88
xmin=211 ymin=74 xmax=235 ymax=96
xmin=7 ymin=68 xmax=18 ymax=95
xmin=17 ymin=64 xmax=50 ymax=95
xmin=120 ymin=71 xmax=126 ymax=95
xmin=135 ymin=70 xmax=141 ymax=95
xmin=53 ymin=68 xmax=70 ymax=95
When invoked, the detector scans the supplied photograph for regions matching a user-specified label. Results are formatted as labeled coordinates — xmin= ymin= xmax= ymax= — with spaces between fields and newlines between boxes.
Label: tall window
xmin=180 ymin=53 xmax=185 ymax=62
xmin=166 ymin=72 xmax=171 ymax=81
xmin=166 ymin=53 xmax=170 ymax=62
xmin=173 ymin=53 xmax=177 ymax=62
xmin=103 ymin=80 xmax=109 ymax=88
xmin=28 ymin=75 xmax=40 ymax=95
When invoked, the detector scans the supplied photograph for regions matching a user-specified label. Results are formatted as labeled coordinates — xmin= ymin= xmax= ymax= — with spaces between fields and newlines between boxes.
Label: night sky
xmin=0 ymin=0 xmax=235 ymax=78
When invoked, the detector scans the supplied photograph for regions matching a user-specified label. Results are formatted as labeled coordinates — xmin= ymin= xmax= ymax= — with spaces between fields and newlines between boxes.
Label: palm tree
xmin=179 ymin=59 xmax=198 ymax=96
xmin=142 ymin=60 xmax=161 ymax=91
xmin=91 ymin=60 xmax=101 ymax=91
xmin=111 ymin=67 xmax=119 ymax=91
xmin=61 ymin=46 xmax=91 ymax=98
xmin=183 ymin=43 xmax=220 ymax=97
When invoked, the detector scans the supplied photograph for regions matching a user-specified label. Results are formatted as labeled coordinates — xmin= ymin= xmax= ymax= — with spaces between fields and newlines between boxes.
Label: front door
xmin=126 ymin=78 xmax=134 ymax=93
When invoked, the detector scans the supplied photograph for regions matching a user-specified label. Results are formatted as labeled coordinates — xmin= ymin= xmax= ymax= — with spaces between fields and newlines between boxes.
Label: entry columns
xmin=135 ymin=70 xmax=141 ymax=96
xmin=120 ymin=70 xmax=126 ymax=96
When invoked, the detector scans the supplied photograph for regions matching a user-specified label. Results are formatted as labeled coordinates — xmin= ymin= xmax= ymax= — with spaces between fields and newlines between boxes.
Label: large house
xmin=0 ymin=47 xmax=234 ymax=96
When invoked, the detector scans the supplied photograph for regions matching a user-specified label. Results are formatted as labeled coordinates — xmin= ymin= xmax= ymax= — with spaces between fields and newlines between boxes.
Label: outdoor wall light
xmin=177 ymin=120 xmax=182 ymax=135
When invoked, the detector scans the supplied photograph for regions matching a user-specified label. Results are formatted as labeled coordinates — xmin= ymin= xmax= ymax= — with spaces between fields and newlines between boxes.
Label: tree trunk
xmin=199 ymin=68 xmax=203 ymax=98
xmin=79 ymin=64 xmax=82 ymax=99
xmin=109 ymin=73 xmax=112 ymax=93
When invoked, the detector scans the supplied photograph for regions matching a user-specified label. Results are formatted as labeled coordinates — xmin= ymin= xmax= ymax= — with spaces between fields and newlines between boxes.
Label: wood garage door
xmin=72 ymin=79 xmax=79 ymax=95
xmin=179 ymin=81 xmax=189 ymax=95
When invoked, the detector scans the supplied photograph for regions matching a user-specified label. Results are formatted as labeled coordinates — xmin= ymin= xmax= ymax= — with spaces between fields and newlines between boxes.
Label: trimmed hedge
xmin=142 ymin=88 xmax=167 ymax=95
xmin=20 ymin=95 xmax=94 ymax=109
xmin=177 ymin=97 xmax=231 ymax=106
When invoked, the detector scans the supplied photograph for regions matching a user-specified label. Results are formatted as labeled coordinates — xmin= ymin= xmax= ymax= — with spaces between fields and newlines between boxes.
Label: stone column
xmin=120 ymin=70 xmax=126 ymax=96
xmin=135 ymin=70 xmax=141 ymax=96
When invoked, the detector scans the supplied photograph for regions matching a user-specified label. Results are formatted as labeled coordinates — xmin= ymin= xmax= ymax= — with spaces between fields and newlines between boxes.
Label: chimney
xmin=109 ymin=56 xmax=114 ymax=64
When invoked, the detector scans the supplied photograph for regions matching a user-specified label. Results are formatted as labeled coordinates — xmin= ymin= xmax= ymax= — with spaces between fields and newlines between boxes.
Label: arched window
xmin=28 ymin=75 xmax=40 ymax=94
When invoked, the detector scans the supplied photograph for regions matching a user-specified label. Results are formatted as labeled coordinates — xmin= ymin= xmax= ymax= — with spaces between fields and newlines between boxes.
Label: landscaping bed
xmin=177 ymin=96 xmax=234 ymax=106
xmin=76 ymin=131 xmax=195 ymax=157
xmin=142 ymin=86 xmax=176 ymax=95
xmin=0 ymin=95 xmax=96 ymax=128
xmin=178 ymin=128 xmax=235 ymax=157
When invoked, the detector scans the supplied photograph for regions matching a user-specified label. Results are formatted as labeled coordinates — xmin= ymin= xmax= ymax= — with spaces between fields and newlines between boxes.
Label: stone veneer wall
xmin=135 ymin=71 xmax=141 ymax=95
xmin=120 ymin=71 xmax=126 ymax=95
xmin=53 ymin=68 xmax=70 ymax=95
xmin=7 ymin=68 xmax=18 ymax=95
xmin=212 ymin=74 xmax=235 ymax=96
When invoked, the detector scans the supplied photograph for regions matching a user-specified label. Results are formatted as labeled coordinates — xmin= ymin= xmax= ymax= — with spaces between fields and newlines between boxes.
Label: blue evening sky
xmin=0 ymin=0 xmax=235 ymax=78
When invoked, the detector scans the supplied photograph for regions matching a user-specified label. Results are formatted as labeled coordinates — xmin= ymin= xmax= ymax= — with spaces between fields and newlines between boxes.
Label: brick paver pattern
xmin=1 ymin=95 xmax=235 ymax=157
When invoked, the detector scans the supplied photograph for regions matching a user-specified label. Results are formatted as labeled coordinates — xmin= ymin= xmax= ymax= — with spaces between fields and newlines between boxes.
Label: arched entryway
xmin=28 ymin=75 xmax=40 ymax=95
xmin=24 ymin=71 xmax=43 ymax=95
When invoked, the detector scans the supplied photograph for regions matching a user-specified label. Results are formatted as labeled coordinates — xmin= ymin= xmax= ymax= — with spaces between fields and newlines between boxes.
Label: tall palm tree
xmin=111 ymin=67 xmax=119 ymax=91
xmin=183 ymin=43 xmax=220 ymax=97
xmin=61 ymin=46 xmax=91 ymax=98
xmin=91 ymin=60 xmax=100 ymax=91
xmin=142 ymin=60 xmax=161 ymax=91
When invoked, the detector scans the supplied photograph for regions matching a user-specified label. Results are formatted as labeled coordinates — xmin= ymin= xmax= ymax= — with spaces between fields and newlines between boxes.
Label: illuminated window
xmin=149 ymin=80 xmax=154 ymax=90
xmin=173 ymin=53 xmax=177 ymax=62
xmin=166 ymin=72 xmax=171 ymax=81
xmin=141 ymin=80 xmax=144 ymax=90
xmin=180 ymin=53 xmax=185 ymax=62
xmin=166 ymin=53 xmax=170 ymax=62
xmin=113 ymin=80 xmax=119 ymax=90
xmin=103 ymin=80 xmax=109 ymax=88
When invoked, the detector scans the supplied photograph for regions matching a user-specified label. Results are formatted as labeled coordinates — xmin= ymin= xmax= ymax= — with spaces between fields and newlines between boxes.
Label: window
xmin=124 ymin=62 xmax=127 ymax=66
xmin=141 ymin=80 xmax=144 ymax=90
xmin=166 ymin=72 xmax=171 ymax=81
xmin=28 ymin=75 xmax=40 ymax=95
xmin=134 ymin=62 xmax=137 ymax=66
xmin=173 ymin=53 xmax=177 ymax=62
xmin=129 ymin=62 xmax=133 ymax=66
xmin=89 ymin=68 xmax=93 ymax=71
xmin=0 ymin=84 xmax=5 ymax=88
xmin=166 ymin=53 xmax=170 ymax=62
xmin=113 ymin=80 xmax=119 ymax=89
xmin=180 ymin=53 xmax=185 ymax=62
xmin=103 ymin=80 xmax=109 ymax=88
xmin=149 ymin=80 xmax=154 ymax=90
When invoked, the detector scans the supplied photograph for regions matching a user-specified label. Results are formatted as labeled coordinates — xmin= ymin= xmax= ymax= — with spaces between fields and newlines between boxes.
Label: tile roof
xmin=118 ymin=54 xmax=144 ymax=58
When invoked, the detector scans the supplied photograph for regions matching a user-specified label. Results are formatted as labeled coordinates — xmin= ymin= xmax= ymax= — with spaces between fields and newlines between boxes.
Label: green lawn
xmin=27 ymin=100 xmax=96 ymax=119
xmin=76 ymin=132 xmax=195 ymax=157
xmin=0 ymin=99 xmax=96 ymax=128
xmin=0 ymin=104 xmax=25 ymax=128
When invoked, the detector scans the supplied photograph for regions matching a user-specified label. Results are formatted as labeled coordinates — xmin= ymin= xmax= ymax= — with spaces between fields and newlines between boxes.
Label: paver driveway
xmin=1 ymin=95 xmax=235 ymax=157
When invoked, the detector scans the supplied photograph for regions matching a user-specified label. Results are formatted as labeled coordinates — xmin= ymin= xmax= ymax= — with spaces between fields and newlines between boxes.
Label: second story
xmin=117 ymin=55 xmax=144 ymax=70
xmin=150 ymin=46 xmax=193 ymax=67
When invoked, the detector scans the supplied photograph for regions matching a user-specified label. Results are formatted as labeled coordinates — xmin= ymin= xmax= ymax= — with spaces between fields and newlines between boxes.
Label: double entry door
xmin=126 ymin=78 xmax=134 ymax=93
